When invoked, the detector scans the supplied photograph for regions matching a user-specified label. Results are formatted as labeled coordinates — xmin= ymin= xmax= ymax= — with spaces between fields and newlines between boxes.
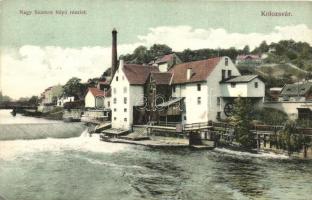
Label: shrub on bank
xmin=252 ymin=107 xmax=288 ymax=125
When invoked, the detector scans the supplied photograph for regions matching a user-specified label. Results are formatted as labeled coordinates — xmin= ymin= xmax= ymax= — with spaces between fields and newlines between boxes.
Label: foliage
xmin=229 ymin=97 xmax=255 ymax=148
xmin=253 ymin=107 xmax=288 ymax=125
xmin=122 ymin=44 xmax=172 ymax=64
xmin=28 ymin=96 xmax=39 ymax=106
xmin=276 ymin=120 xmax=310 ymax=155
xmin=63 ymin=77 xmax=87 ymax=100
xmin=0 ymin=92 xmax=12 ymax=102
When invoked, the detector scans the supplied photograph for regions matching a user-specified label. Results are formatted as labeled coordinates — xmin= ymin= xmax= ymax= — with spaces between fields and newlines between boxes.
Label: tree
xmin=63 ymin=77 xmax=86 ymax=100
xmin=133 ymin=46 xmax=150 ymax=64
xmin=229 ymin=97 xmax=255 ymax=149
xmin=0 ymin=92 xmax=12 ymax=102
xmin=277 ymin=120 xmax=304 ymax=155
xmin=243 ymin=45 xmax=250 ymax=54
xmin=28 ymin=96 xmax=39 ymax=105
xmin=149 ymin=44 xmax=172 ymax=59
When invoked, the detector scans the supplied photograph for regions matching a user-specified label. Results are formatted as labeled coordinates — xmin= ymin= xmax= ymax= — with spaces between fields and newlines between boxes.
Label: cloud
xmin=1 ymin=24 xmax=311 ymax=99
xmin=138 ymin=24 xmax=312 ymax=50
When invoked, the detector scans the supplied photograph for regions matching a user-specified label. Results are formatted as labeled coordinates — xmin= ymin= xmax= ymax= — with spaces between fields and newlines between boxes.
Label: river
xmin=0 ymin=110 xmax=311 ymax=200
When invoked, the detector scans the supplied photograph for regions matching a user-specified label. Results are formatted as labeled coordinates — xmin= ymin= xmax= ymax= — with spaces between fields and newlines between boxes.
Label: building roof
xmin=87 ymin=87 xmax=105 ymax=97
xmin=169 ymin=57 xmax=221 ymax=84
xmin=123 ymin=64 xmax=159 ymax=85
xmin=236 ymin=54 xmax=261 ymax=60
xmin=224 ymin=75 xmax=258 ymax=83
xmin=157 ymin=97 xmax=184 ymax=107
xmin=155 ymin=54 xmax=175 ymax=64
xmin=280 ymin=82 xmax=312 ymax=97
xmin=150 ymin=72 xmax=172 ymax=85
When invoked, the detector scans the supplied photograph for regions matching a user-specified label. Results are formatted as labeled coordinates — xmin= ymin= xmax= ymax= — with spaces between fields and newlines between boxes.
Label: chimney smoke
xmin=111 ymin=28 xmax=118 ymax=79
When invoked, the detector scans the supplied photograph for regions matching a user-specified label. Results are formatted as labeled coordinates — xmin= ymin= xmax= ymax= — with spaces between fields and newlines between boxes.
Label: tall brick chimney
xmin=111 ymin=28 xmax=118 ymax=79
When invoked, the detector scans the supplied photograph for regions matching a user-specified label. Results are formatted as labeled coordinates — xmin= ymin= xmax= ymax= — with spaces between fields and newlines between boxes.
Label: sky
xmin=0 ymin=0 xmax=312 ymax=99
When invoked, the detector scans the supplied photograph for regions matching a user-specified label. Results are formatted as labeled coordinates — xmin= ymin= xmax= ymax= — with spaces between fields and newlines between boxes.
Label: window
xmin=173 ymin=85 xmax=176 ymax=93
xmin=217 ymin=97 xmax=221 ymax=106
xmin=113 ymin=98 xmax=117 ymax=104
xmin=113 ymin=108 xmax=117 ymax=112
xmin=123 ymin=87 xmax=127 ymax=93
xmin=217 ymin=112 xmax=221 ymax=120
xmin=222 ymin=70 xmax=226 ymax=80
xmin=116 ymin=76 xmax=118 ymax=81
xmin=124 ymin=118 xmax=127 ymax=122
xmin=254 ymin=82 xmax=258 ymax=88
xmin=184 ymin=116 xmax=187 ymax=120
xmin=231 ymin=83 xmax=236 ymax=88
xmin=197 ymin=97 xmax=201 ymax=105
xmin=228 ymin=70 xmax=232 ymax=78
xmin=197 ymin=84 xmax=201 ymax=91
xmin=124 ymin=108 xmax=127 ymax=112
xmin=114 ymin=117 xmax=117 ymax=121
xmin=124 ymin=97 xmax=127 ymax=104
xmin=225 ymin=58 xmax=228 ymax=66
xmin=107 ymin=101 xmax=110 ymax=107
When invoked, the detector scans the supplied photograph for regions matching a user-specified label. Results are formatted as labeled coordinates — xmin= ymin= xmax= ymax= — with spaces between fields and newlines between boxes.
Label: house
xmin=235 ymin=54 xmax=262 ymax=65
xmin=269 ymin=87 xmax=283 ymax=101
xmin=40 ymin=85 xmax=63 ymax=105
xmin=279 ymin=82 xmax=312 ymax=102
xmin=110 ymin=56 xmax=265 ymax=130
xmin=110 ymin=60 xmax=158 ymax=129
xmin=149 ymin=53 xmax=182 ymax=72
xmin=169 ymin=56 xmax=265 ymax=123
xmin=143 ymin=72 xmax=173 ymax=123
xmin=57 ymin=96 xmax=75 ymax=107
xmin=85 ymin=87 xmax=106 ymax=108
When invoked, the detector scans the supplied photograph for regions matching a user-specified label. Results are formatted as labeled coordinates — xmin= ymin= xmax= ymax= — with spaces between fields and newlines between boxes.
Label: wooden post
xmin=269 ymin=135 xmax=272 ymax=148
xmin=257 ymin=134 xmax=260 ymax=151
xmin=263 ymin=134 xmax=267 ymax=148
xmin=303 ymin=144 xmax=307 ymax=158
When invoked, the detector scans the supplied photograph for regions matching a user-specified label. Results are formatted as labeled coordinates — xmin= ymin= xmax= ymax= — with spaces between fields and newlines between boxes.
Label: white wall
xmin=159 ymin=63 xmax=168 ymax=72
xmin=111 ymin=63 xmax=145 ymax=130
xmin=172 ymin=57 xmax=241 ymax=123
xmin=220 ymin=78 xmax=265 ymax=98
xmin=247 ymin=78 xmax=265 ymax=97
xmin=263 ymin=102 xmax=312 ymax=119
xmin=85 ymin=91 xmax=95 ymax=108
xmin=205 ymin=57 xmax=241 ymax=121
xmin=172 ymin=82 xmax=208 ymax=124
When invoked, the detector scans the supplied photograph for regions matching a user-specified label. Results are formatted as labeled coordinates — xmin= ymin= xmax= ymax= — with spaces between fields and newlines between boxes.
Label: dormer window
xmin=116 ymin=76 xmax=118 ymax=81
xmin=225 ymin=58 xmax=228 ymax=66
xmin=255 ymin=82 xmax=258 ymax=88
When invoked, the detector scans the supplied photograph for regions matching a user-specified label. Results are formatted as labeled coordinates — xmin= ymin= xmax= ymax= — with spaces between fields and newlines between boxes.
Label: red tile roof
xmin=155 ymin=54 xmax=174 ymax=64
xmin=151 ymin=72 xmax=172 ymax=85
xmin=123 ymin=64 xmax=159 ymax=85
xmin=169 ymin=57 xmax=221 ymax=84
xmin=88 ymin=87 xmax=105 ymax=97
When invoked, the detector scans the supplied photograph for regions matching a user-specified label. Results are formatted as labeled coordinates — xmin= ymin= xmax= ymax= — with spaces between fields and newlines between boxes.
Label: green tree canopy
xmin=63 ymin=77 xmax=86 ymax=100
xmin=230 ymin=97 xmax=255 ymax=149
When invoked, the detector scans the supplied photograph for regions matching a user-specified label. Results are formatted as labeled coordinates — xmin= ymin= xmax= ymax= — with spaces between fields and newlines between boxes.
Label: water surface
xmin=0 ymin=110 xmax=311 ymax=200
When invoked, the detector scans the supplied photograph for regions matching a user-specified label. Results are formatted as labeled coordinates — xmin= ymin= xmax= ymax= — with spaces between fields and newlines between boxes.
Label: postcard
xmin=0 ymin=0 xmax=312 ymax=200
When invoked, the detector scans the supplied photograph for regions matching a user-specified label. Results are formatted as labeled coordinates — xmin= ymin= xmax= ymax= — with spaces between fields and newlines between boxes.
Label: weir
xmin=0 ymin=123 xmax=86 ymax=140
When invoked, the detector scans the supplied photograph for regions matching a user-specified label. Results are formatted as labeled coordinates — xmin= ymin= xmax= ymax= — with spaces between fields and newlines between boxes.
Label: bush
xmin=253 ymin=107 xmax=288 ymax=125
